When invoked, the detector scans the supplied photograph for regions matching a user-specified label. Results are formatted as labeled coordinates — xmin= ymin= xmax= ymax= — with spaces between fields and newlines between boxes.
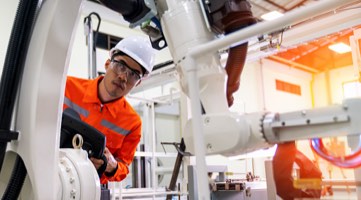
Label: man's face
xmin=103 ymin=54 xmax=142 ymax=99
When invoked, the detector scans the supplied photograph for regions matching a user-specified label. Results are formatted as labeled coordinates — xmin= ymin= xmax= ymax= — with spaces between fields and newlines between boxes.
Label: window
xmin=86 ymin=32 xmax=123 ymax=50
xmin=275 ymin=79 xmax=301 ymax=95
xmin=343 ymin=81 xmax=361 ymax=98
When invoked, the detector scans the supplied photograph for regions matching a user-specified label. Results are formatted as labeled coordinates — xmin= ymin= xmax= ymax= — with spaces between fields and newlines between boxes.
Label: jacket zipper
xmin=100 ymin=103 xmax=104 ymax=112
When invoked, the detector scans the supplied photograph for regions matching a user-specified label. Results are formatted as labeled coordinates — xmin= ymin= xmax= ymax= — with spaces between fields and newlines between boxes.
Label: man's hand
xmin=90 ymin=147 xmax=118 ymax=174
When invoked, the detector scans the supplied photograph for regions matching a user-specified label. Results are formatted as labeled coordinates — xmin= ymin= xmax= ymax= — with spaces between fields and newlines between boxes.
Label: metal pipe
xmin=114 ymin=186 xmax=187 ymax=198
xmin=151 ymin=102 xmax=156 ymax=198
xmin=120 ymin=191 xmax=184 ymax=196
xmin=188 ymin=0 xmax=358 ymax=59
xmin=84 ymin=16 xmax=97 ymax=79
xmin=184 ymin=1 xmax=358 ymax=199
xmin=142 ymin=104 xmax=152 ymax=188
xmin=184 ymin=58 xmax=210 ymax=200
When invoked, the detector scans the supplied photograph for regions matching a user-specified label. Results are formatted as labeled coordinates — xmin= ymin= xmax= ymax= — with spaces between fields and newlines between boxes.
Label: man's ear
xmin=105 ymin=59 xmax=111 ymax=71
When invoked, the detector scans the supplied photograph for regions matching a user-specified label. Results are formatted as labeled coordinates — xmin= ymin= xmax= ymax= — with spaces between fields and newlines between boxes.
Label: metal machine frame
xmin=170 ymin=1 xmax=361 ymax=198
xmin=0 ymin=0 xmax=360 ymax=200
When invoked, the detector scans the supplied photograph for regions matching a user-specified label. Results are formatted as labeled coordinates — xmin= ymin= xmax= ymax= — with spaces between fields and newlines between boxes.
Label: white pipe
xmin=120 ymin=191 xmax=184 ymax=196
xmin=119 ymin=182 xmax=123 ymax=200
xmin=135 ymin=151 xmax=178 ymax=158
xmin=110 ymin=182 xmax=116 ymax=200
xmin=183 ymin=1 xmax=359 ymax=199
xmin=114 ymin=187 xmax=187 ymax=198
xmin=151 ymin=102 xmax=157 ymax=199
xmin=127 ymin=95 xmax=169 ymax=104
xmin=188 ymin=0 xmax=358 ymax=59
xmin=184 ymin=59 xmax=210 ymax=200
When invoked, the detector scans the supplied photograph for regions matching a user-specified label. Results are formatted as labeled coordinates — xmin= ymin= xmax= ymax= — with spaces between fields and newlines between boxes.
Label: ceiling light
xmin=328 ymin=42 xmax=351 ymax=54
xmin=261 ymin=11 xmax=284 ymax=21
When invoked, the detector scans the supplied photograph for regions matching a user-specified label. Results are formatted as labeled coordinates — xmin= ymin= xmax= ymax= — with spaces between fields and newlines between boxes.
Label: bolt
xmin=204 ymin=117 xmax=210 ymax=124
xmin=70 ymin=177 xmax=74 ymax=183
xmin=333 ymin=116 xmax=338 ymax=122
xmin=343 ymin=104 xmax=348 ymax=110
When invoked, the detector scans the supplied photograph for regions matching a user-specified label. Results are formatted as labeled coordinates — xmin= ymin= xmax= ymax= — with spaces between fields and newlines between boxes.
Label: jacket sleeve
xmin=104 ymin=121 xmax=142 ymax=183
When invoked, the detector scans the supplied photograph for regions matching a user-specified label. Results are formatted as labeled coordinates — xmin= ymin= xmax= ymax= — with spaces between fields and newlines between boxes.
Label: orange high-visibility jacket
xmin=64 ymin=76 xmax=141 ymax=184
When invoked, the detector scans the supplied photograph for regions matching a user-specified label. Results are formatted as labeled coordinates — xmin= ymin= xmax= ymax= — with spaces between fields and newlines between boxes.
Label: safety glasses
xmin=110 ymin=59 xmax=142 ymax=84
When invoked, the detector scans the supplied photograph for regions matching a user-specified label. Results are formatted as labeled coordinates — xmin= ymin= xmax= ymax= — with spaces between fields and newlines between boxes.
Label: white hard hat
xmin=110 ymin=36 xmax=155 ymax=75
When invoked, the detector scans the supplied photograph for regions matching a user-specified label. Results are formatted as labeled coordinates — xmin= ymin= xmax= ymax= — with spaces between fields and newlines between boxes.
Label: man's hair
xmin=111 ymin=51 xmax=146 ymax=75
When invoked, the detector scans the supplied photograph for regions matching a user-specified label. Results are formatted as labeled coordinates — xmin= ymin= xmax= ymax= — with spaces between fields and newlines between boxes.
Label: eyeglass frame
xmin=110 ymin=59 xmax=143 ymax=83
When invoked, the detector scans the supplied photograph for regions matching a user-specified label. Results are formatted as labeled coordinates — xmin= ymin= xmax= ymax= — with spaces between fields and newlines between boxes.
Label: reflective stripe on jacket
xmin=64 ymin=76 xmax=141 ymax=184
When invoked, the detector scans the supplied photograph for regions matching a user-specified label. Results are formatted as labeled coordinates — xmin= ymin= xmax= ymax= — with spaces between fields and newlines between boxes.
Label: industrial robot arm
xmin=99 ymin=0 xmax=361 ymax=199
xmin=2 ymin=1 xmax=359 ymax=200
xmin=184 ymin=98 xmax=361 ymax=156
xmin=97 ymin=0 xmax=157 ymax=28
xmin=61 ymin=108 xmax=107 ymax=177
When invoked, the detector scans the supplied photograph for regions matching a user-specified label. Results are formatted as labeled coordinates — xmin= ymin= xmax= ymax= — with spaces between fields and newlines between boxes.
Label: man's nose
xmin=118 ymin=71 xmax=128 ymax=82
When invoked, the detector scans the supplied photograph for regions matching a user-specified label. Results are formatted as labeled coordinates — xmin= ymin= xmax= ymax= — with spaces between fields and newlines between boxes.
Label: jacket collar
xmin=83 ymin=76 xmax=126 ymax=118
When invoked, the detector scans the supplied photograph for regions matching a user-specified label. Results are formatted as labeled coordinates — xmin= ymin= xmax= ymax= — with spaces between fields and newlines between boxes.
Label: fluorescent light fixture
xmin=261 ymin=11 xmax=284 ymax=21
xmin=328 ymin=42 xmax=351 ymax=54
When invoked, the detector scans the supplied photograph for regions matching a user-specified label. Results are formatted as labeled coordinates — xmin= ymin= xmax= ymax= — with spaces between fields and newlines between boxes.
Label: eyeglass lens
xmin=111 ymin=60 xmax=141 ymax=83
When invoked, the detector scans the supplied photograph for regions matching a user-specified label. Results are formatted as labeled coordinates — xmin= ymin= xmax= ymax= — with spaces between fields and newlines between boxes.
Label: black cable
xmin=2 ymin=158 xmax=27 ymax=200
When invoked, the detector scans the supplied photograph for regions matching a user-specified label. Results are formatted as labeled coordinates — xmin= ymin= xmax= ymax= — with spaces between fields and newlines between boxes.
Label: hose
xmin=0 ymin=0 xmax=40 ymax=199
xmin=224 ymin=42 xmax=248 ymax=107
xmin=222 ymin=0 xmax=257 ymax=107
xmin=310 ymin=138 xmax=361 ymax=168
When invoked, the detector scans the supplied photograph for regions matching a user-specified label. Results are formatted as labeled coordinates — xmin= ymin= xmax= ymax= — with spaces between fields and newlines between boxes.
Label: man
xmin=63 ymin=36 xmax=155 ymax=184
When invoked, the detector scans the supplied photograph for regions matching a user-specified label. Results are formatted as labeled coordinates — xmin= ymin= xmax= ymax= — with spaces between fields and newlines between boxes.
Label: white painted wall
xmin=261 ymin=59 xmax=313 ymax=112
xmin=231 ymin=61 xmax=265 ymax=113
xmin=313 ymin=65 xmax=360 ymax=107
xmin=313 ymin=72 xmax=329 ymax=107
xmin=328 ymin=66 xmax=359 ymax=104
xmin=231 ymin=58 xmax=313 ymax=114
